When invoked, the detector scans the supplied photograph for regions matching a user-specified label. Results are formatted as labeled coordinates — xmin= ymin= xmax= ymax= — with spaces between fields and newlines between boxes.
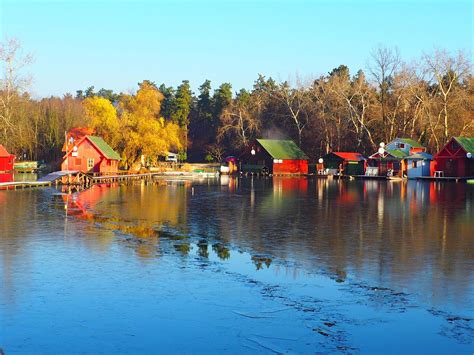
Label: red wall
xmin=0 ymin=155 xmax=15 ymax=172
xmin=0 ymin=172 xmax=14 ymax=183
xmin=61 ymin=138 xmax=118 ymax=174
xmin=273 ymin=160 xmax=308 ymax=174
xmin=434 ymin=138 xmax=472 ymax=177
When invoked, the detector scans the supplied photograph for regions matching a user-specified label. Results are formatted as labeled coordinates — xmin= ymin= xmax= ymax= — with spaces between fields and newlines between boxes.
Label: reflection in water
xmin=0 ymin=177 xmax=473 ymax=352
xmin=1 ymin=179 xmax=473 ymax=305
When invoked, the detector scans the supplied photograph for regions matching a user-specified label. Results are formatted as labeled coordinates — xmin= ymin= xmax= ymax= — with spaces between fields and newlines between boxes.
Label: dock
xmin=416 ymin=176 xmax=473 ymax=182
xmin=0 ymin=170 xmax=219 ymax=190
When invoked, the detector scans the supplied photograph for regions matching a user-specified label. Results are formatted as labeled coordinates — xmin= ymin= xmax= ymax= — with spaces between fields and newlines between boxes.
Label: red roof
xmin=331 ymin=152 xmax=365 ymax=161
xmin=0 ymin=144 xmax=12 ymax=158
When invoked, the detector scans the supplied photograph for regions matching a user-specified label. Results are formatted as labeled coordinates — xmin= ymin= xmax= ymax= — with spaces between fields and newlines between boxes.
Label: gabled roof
xmin=369 ymin=149 xmax=407 ymax=160
xmin=62 ymin=127 xmax=96 ymax=152
xmin=86 ymin=136 xmax=121 ymax=160
xmin=257 ymin=139 xmax=308 ymax=160
xmin=330 ymin=152 xmax=366 ymax=161
xmin=454 ymin=137 xmax=474 ymax=154
xmin=393 ymin=138 xmax=424 ymax=148
xmin=0 ymin=144 xmax=12 ymax=158
xmin=386 ymin=149 xmax=408 ymax=158
xmin=407 ymin=152 xmax=433 ymax=160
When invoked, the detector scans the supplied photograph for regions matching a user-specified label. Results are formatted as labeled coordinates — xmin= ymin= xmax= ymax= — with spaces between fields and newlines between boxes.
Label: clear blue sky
xmin=0 ymin=0 xmax=472 ymax=98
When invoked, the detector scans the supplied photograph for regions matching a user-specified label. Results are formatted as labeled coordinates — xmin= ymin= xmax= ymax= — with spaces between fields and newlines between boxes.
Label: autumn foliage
xmin=81 ymin=81 xmax=184 ymax=168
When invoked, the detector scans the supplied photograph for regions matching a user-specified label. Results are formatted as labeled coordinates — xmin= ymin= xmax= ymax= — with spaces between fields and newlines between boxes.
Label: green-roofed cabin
xmin=241 ymin=139 xmax=308 ymax=175
xmin=61 ymin=135 xmax=121 ymax=174
xmin=434 ymin=137 xmax=474 ymax=177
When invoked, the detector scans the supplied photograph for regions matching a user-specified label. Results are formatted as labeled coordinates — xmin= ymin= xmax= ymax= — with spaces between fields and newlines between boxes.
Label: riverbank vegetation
xmin=0 ymin=37 xmax=472 ymax=166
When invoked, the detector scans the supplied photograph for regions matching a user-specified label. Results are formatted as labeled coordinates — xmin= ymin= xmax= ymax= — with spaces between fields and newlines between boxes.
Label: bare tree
xmin=268 ymin=80 xmax=311 ymax=147
xmin=218 ymin=89 xmax=261 ymax=148
xmin=330 ymin=70 xmax=378 ymax=150
xmin=423 ymin=49 xmax=471 ymax=143
xmin=368 ymin=45 xmax=401 ymax=141
xmin=0 ymin=38 xmax=33 ymax=145
xmin=205 ymin=143 xmax=225 ymax=162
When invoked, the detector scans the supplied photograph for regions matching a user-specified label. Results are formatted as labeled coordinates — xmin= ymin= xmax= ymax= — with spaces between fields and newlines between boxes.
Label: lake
xmin=0 ymin=177 xmax=473 ymax=353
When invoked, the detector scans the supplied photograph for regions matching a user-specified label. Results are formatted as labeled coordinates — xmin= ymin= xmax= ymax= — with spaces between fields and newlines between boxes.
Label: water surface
xmin=1 ymin=177 xmax=473 ymax=353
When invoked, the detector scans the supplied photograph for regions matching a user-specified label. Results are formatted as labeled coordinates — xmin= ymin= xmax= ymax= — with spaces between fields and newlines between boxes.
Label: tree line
xmin=0 ymin=37 xmax=472 ymax=168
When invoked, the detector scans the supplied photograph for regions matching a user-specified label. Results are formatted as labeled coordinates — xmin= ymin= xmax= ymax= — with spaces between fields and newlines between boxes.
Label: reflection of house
xmin=322 ymin=152 xmax=366 ymax=175
xmin=242 ymin=139 xmax=308 ymax=175
xmin=368 ymin=138 xmax=426 ymax=177
xmin=61 ymin=136 xmax=121 ymax=174
xmin=406 ymin=152 xmax=432 ymax=178
xmin=0 ymin=145 xmax=15 ymax=172
xmin=434 ymin=137 xmax=474 ymax=177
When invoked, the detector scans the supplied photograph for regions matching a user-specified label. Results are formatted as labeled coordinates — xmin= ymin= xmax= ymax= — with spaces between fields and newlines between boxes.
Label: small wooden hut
xmin=406 ymin=152 xmax=432 ymax=179
xmin=241 ymin=139 xmax=308 ymax=175
xmin=433 ymin=137 xmax=474 ymax=177
xmin=321 ymin=152 xmax=366 ymax=176
xmin=0 ymin=145 xmax=15 ymax=172
xmin=61 ymin=135 xmax=121 ymax=174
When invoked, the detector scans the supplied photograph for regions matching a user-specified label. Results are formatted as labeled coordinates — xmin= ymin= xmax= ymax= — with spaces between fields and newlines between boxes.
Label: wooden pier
xmin=0 ymin=170 xmax=219 ymax=191
xmin=416 ymin=176 xmax=473 ymax=182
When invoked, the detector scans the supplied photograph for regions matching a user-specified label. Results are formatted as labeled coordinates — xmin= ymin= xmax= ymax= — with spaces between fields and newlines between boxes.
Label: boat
xmin=14 ymin=161 xmax=38 ymax=173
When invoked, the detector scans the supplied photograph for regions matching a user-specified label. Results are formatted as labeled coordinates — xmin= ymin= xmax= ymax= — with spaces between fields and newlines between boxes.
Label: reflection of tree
xmin=212 ymin=243 xmax=230 ymax=260
xmin=251 ymin=256 xmax=272 ymax=270
xmin=186 ymin=177 xmax=474 ymax=303
xmin=174 ymin=243 xmax=191 ymax=255
xmin=197 ymin=240 xmax=209 ymax=258
xmin=1 ymin=177 xmax=473 ymax=310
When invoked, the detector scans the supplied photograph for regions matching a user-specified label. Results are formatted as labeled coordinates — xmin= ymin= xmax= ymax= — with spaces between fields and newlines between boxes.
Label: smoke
xmin=261 ymin=126 xmax=288 ymax=140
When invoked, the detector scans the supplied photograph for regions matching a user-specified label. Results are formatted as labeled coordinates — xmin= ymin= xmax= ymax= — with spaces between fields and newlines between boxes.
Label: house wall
xmin=0 ymin=155 xmax=14 ymax=172
xmin=345 ymin=161 xmax=365 ymax=175
xmin=0 ymin=172 xmax=14 ymax=182
xmin=434 ymin=157 xmax=468 ymax=177
xmin=99 ymin=159 xmax=119 ymax=174
xmin=386 ymin=139 xmax=411 ymax=155
xmin=434 ymin=138 xmax=474 ymax=177
xmin=273 ymin=160 xmax=308 ymax=175
xmin=61 ymin=138 xmax=118 ymax=174
xmin=407 ymin=159 xmax=430 ymax=178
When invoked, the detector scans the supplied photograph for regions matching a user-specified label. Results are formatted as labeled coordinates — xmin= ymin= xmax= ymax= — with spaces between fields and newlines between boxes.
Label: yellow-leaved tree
xmin=82 ymin=96 xmax=120 ymax=148
xmin=119 ymin=81 xmax=183 ymax=168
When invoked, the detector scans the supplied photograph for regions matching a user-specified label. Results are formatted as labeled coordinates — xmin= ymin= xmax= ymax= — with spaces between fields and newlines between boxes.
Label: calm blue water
xmin=0 ymin=177 xmax=473 ymax=353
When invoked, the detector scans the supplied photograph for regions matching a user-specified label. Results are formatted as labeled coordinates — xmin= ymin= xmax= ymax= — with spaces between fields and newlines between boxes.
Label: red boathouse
xmin=433 ymin=137 xmax=474 ymax=177
xmin=0 ymin=144 xmax=15 ymax=172
xmin=61 ymin=135 xmax=121 ymax=174
xmin=242 ymin=139 xmax=308 ymax=175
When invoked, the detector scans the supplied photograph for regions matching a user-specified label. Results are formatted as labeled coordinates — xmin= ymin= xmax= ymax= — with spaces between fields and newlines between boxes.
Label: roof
xmin=395 ymin=138 xmax=424 ymax=148
xmin=257 ymin=139 xmax=308 ymax=160
xmin=0 ymin=144 xmax=12 ymax=158
xmin=407 ymin=152 xmax=433 ymax=160
xmin=86 ymin=136 xmax=121 ymax=160
xmin=454 ymin=137 xmax=474 ymax=154
xmin=386 ymin=149 xmax=408 ymax=158
xmin=330 ymin=152 xmax=366 ymax=161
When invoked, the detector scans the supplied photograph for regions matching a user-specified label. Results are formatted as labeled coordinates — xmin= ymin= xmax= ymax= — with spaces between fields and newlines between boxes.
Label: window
xmin=87 ymin=158 xmax=94 ymax=169
xmin=397 ymin=142 xmax=405 ymax=149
